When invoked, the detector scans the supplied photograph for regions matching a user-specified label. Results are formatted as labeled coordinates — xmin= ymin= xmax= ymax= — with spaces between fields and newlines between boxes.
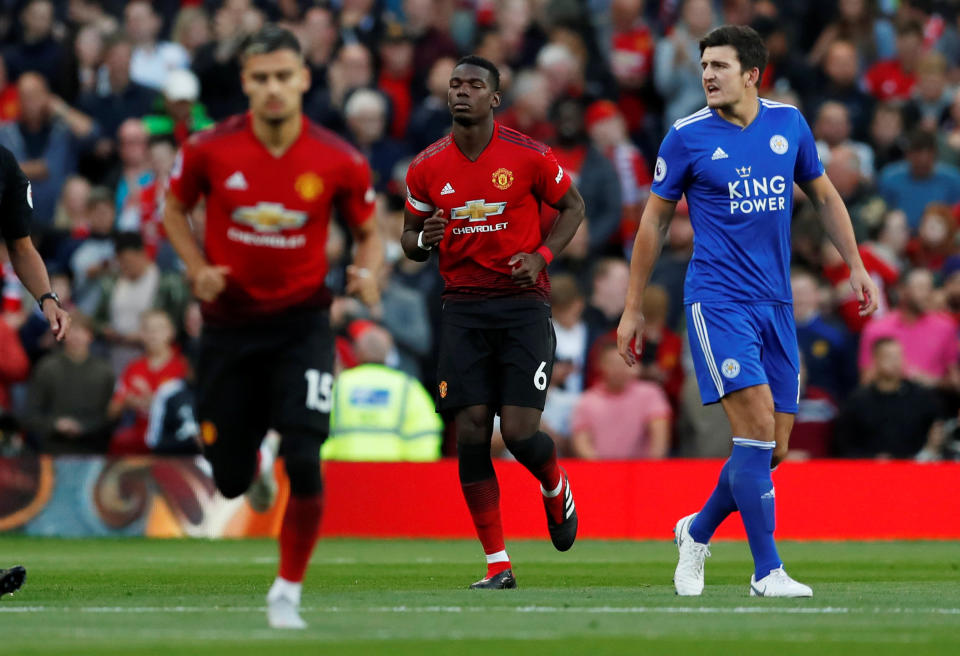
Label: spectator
xmin=92 ymin=232 xmax=190 ymax=374
xmin=871 ymin=209 xmax=910 ymax=272
xmin=549 ymin=98 xmax=622 ymax=257
xmin=535 ymin=41 xmax=586 ymax=104
xmin=70 ymin=186 xmax=116 ymax=311
xmin=143 ymin=68 xmax=213 ymax=145
xmin=406 ymin=56 xmax=455 ymax=151
xmin=107 ymin=309 xmax=189 ymax=455
xmin=22 ymin=313 xmax=114 ymax=454
xmin=582 ymin=257 xmax=630 ymax=364
xmin=807 ymin=0 xmax=895 ymax=69
xmin=654 ymin=0 xmax=716 ymax=127
xmin=868 ymin=101 xmax=906 ymax=172
xmin=571 ymin=339 xmax=671 ymax=459
xmin=323 ymin=323 xmax=442 ymax=461
xmin=584 ymin=100 xmax=649 ymax=255
xmin=339 ymin=0 xmax=385 ymax=55
xmin=550 ymin=274 xmax=588 ymax=393
xmin=171 ymin=6 xmax=211 ymax=61
xmin=903 ymin=52 xmax=952 ymax=131
xmin=61 ymin=23 xmax=105 ymax=104
xmin=792 ymin=268 xmax=857 ymax=401
xmin=837 ymin=337 xmax=943 ymax=458
xmin=138 ymin=135 xmax=179 ymax=270
xmin=124 ymin=0 xmax=190 ymax=91
xmin=191 ymin=0 xmax=261 ymax=120
xmin=77 ymin=33 xmax=160 ymax=151
xmin=299 ymin=5 xmax=339 ymax=99
xmin=343 ymin=89 xmax=409 ymax=194
xmin=753 ymin=15 xmax=812 ymax=97
xmin=905 ymin=203 xmax=956 ymax=271
xmin=820 ymin=236 xmax=899 ymax=334
xmin=112 ymin=119 xmax=153 ymax=232
xmin=1 ymin=0 xmax=67 ymax=91
xmin=404 ymin=0 xmax=460 ymax=83
xmin=497 ymin=70 xmax=556 ymax=145
xmin=878 ymin=128 xmax=960 ymax=229
xmin=939 ymin=88 xmax=960 ymax=167
xmin=607 ymin=0 xmax=655 ymax=135
xmin=306 ymin=42 xmax=374 ymax=134
xmin=0 ymin=72 xmax=97 ymax=230
xmin=377 ymin=22 xmax=415 ymax=140
xmin=791 ymin=357 xmax=839 ymax=459
xmin=804 ymin=40 xmax=876 ymax=142
xmin=0 ymin=307 xmax=29 ymax=412
xmin=637 ymin=285 xmax=684 ymax=412
xmin=649 ymin=201 xmax=694 ymax=333
xmin=814 ymin=101 xmax=875 ymax=179
xmin=859 ymin=268 xmax=959 ymax=388
xmin=823 ymin=145 xmax=886 ymax=240
xmin=0 ymin=54 xmax=17 ymax=122
xmin=863 ymin=20 xmax=922 ymax=102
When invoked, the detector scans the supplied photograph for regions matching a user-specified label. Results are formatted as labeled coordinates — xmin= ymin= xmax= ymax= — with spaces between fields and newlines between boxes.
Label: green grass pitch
xmin=1 ymin=537 xmax=958 ymax=655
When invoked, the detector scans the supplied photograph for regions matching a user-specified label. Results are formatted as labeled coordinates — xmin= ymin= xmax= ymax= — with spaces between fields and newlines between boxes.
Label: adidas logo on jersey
xmin=711 ymin=147 xmax=729 ymax=160
xmin=225 ymin=171 xmax=248 ymax=190
xmin=440 ymin=182 xmax=455 ymax=195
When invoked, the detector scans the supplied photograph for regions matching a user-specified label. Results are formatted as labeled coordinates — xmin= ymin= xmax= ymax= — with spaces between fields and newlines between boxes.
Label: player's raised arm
xmin=799 ymin=174 xmax=879 ymax=316
xmin=617 ymin=193 xmax=678 ymax=365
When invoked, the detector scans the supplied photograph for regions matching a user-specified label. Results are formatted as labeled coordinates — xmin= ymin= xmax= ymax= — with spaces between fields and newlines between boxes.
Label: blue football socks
xmin=688 ymin=457 xmax=737 ymax=544
xmin=728 ymin=439 xmax=782 ymax=580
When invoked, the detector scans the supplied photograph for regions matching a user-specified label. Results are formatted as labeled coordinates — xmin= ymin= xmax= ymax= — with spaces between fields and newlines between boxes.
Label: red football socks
xmin=278 ymin=493 xmax=324 ymax=583
xmin=461 ymin=477 xmax=511 ymax=576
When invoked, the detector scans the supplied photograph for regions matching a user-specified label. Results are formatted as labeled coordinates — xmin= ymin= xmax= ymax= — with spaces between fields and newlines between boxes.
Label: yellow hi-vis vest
xmin=322 ymin=364 xmax=443 ymax=461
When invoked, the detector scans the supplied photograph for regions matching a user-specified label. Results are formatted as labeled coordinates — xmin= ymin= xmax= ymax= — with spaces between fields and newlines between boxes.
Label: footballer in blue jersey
xmin=617 ymin=26 xmax=880 ymax=598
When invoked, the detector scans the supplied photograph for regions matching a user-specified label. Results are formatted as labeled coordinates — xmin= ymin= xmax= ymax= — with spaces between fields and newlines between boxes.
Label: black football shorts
xmin=436 ymin=299 xmax=555 ymax=416
xmin=196 ymin=307 xmax=334 ymax=469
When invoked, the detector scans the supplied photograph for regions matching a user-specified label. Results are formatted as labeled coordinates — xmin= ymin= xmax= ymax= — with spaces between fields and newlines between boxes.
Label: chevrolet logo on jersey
xmin=451 ymin=199 xmax=507 ymax=222
xmin=232 ymin=203 xmax=308 ymax=232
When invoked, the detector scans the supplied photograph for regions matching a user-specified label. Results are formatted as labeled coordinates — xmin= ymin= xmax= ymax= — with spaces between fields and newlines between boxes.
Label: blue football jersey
xmin=651 ymin=99 xmax=824 ymax=304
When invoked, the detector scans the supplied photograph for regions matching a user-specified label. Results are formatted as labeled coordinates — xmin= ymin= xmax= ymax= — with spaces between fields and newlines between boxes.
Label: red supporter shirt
xmin=405 ymin=123 xmax=572 ymax=301
xmin=863 ymin=60 xmax=916 ymax=101
xmin=169 ymin=113 xmax=375 ymax=323
xmin=110 ymin=352 xmax=190 ymax=454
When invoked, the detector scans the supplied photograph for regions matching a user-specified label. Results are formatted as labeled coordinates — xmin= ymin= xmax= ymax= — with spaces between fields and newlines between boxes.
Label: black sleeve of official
xmin=0 ymin=146 xmax=32 ymax=242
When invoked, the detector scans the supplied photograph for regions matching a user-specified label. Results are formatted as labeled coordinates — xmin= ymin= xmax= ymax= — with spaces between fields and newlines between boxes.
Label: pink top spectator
xmin=571 ymin=379 xmax=672 ymax=459
xmin=858 ymin=310 xmax=959 ymax=379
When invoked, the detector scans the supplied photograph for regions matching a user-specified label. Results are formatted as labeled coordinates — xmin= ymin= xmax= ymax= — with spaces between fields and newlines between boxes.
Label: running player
xmin=617 ymin=26 xmax=879 ymax=597
xmin=403 ymin=55 xmax=585 ymax=589
xmin=164 ymin=25 xmax=382 ymax=627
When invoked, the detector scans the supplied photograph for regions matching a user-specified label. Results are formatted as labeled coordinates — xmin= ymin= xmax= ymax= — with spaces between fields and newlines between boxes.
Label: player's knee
xmin=772 ymin=443 xmax=788 ymax=468
xmin=455 ymin=407 xmax=492 ymax=446
xmin=283 ymin=434 xmax=323 ymax=496
xmin=499 ymin=419 xmax=539 ymax=444
xmin=741 ymin=414 xmax=776 ymax=441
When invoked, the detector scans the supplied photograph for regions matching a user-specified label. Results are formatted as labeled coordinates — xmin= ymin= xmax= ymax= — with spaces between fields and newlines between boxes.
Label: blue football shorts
xmin=685 ymin=301 xmax=800 ymax=414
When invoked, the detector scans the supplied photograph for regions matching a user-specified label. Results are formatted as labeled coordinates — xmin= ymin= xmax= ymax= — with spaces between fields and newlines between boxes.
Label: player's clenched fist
xmin=509 ymin=252 xmax=546 ymax=287
xmin=421 ymin=209 xmax=447 ymax=247
xmin=192 ymin=265 xmax=230 ymax=302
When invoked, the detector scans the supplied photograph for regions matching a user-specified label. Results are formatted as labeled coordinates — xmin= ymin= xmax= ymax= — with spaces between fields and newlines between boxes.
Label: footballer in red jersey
xmin=402 ymin=56 xmax=585 ymax=589
xmin=164 ymin=26 xmax=382 ymax=629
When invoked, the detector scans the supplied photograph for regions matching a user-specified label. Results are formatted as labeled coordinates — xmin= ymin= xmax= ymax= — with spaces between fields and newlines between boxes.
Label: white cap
xmin=164 ymin=69 xmax=199 ymax=102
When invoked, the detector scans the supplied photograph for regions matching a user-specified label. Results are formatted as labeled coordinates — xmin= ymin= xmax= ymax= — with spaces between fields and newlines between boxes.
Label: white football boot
xmin=267 ymin=578 xmax=307 ymax=629
xmin=749 ymin=567 xmax=813 ymax=597
xmin=246 ymin=431 xmax=281 ymax=513
xmin=673 ymin=513 xmax=711 ymax=596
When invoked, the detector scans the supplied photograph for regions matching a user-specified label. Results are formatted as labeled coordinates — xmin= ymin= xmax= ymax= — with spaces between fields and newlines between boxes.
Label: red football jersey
xmin=169 ymin=113 xmax=375 ymax=323
xmin=110 ymin=352 xmax=190 ymax=454
xmin=405 ymin=123 xmax=572 ymax=300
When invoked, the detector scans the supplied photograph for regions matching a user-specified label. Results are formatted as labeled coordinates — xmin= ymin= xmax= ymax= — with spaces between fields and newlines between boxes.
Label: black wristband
xmin=38 ymin=292 xmax=62 ymax=309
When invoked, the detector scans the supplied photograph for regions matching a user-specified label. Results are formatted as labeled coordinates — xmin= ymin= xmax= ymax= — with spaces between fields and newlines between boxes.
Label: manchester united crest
xmin=439 ymin=381 xmax=448 ymax=399
xmin=491 ymin=168 xmax=514 ymax=190
xmin=295 ymin=172 xmax=324 ymax=201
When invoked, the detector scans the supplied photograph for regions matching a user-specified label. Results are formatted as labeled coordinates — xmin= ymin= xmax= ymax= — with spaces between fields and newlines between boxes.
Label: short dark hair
xmin=455 ymin=55 xmax=500 ymax=91
xmin=114 ymin=231 xmax=144 ymax=253
xmin=896 ymin=20 xmax=924 ymax=39
xmin=906 ymin=128 xmax=937 ymax=153
xmin=699 ymin=25 xmax=768 ymax=78
xmin=241 ymin=24 xmax=302 ymax=61
xmin=872 ymin=336 xmax=901 ymax=356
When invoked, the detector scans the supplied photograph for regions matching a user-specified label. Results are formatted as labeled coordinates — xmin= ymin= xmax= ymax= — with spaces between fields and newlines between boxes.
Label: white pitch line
xmin=1 ymin=605 xmax=959 ymax=615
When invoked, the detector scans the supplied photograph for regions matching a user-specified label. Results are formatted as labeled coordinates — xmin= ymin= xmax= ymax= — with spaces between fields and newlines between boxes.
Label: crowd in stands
xmin=1 ymin=0 xmax=959 ymax=462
